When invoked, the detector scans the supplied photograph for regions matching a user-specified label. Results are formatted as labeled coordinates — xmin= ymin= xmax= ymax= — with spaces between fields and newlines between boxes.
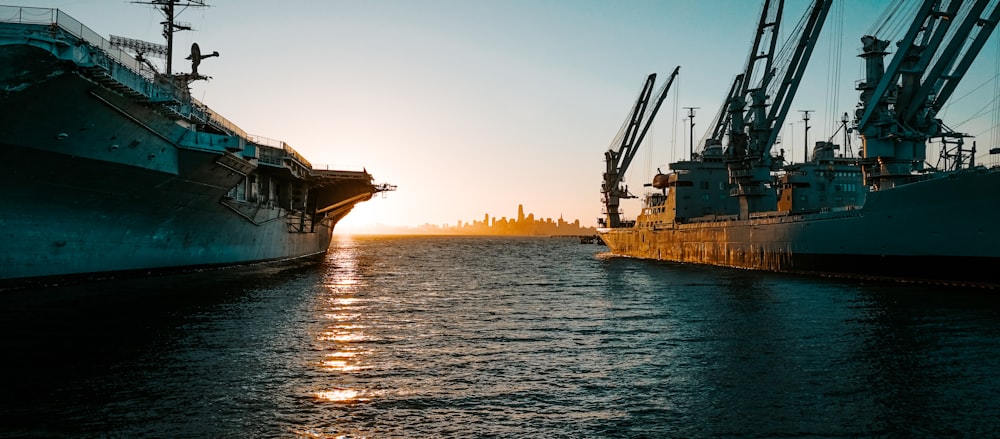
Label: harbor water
xmin=2 ymin=235 xmax=999 ymax=437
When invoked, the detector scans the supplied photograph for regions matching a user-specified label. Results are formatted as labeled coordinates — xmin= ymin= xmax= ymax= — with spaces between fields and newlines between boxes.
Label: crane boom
xmin=722 ymin=0 xmax=830 ymax=218
xmin=608 ymin=74 xmax=656 ymax=179
xmin=601 ymin=67 xmax=680 ymax=228
xmin=759 ymin=0 xmax=830 ymax=157
xmin=855 ymin=0 xmax=1000 ymax=190
xmin=855 ymin=0 xmax=938 ymax=132
xmin=740 ymin=0 xmax=782 ymax=98
xmin=706 ymin=76 xmax=743 ymax=147
xmin=703 ymin=0 xmax=782 ymax=152
xmin=618 ymin=68 xmax=680 ymax=179
xmin=903 ymin=2 xmax=1000 ymax=123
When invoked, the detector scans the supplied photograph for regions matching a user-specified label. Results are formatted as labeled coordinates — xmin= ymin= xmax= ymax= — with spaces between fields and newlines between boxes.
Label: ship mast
xmin=132 ymin=0 xmax=208 ymax=75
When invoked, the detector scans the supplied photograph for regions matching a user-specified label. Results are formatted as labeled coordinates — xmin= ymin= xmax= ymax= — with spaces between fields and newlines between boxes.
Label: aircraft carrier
xmin=0 ymin=3 xmax=393 ymax=286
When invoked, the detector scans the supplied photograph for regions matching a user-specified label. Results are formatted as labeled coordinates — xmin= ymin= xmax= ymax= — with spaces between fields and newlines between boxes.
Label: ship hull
xmin=600 ymin=169 xmax=1000 ymax=287
xmin=1 ymin=143 xmax=334 ymax=283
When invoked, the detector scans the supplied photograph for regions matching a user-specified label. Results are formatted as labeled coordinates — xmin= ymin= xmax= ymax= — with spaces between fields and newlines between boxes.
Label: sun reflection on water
xmin=326 ymin=350 xmax=360 ymax=358
xmin=314 ymin=388 xmax=362 ymax=403
xmin=320 ymin=359 xmax=367 ymax=372
xmin=324 ymin=313 xmax=359 ymax=321
xmin=312 ymin=237 xmax=373 ymax=405
xmin=317 ymin=328 xmax=367 ymax=343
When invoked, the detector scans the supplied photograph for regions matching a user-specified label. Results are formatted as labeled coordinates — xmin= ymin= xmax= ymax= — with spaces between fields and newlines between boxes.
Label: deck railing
xmin=1 ymin=6 xmax=150 ymax=78
xmin=1 ymin=6 xmax=372 ymax=175
xmin=0 ymin=6 xmax=253 ymax=142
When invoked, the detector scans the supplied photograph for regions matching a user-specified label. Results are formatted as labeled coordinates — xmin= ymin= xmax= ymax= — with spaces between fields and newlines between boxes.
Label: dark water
xmin=2 ymin=235 xmax=999 ymax=438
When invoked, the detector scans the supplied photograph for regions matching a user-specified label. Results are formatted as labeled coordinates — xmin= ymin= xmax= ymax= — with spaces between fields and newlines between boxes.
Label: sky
xmin=10 ymin=0 xmax=1000 ymax=231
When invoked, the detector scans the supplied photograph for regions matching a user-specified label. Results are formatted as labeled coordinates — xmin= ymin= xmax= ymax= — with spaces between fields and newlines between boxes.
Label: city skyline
xmin=342 ymin=204 xmax=596 ymax=236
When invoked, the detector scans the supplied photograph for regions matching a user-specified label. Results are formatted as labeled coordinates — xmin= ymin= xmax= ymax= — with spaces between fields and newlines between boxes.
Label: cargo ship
xmin=598 ymin=0 xmax=1000 ymax=287
xmin=0 ymin=3 xmax=394 ymax=286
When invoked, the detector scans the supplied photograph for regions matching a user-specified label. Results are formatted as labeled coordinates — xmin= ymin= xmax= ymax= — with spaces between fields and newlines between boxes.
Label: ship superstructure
xmin=0 ymin=3 xmax=394 ymax=285
xmin=598 ymin=0 xmax=1000 ymax=287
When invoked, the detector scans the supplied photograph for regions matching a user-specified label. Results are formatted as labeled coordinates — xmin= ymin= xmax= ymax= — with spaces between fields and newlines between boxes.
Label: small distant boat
xmin=579 ymin=235 xmax=603 ymax=244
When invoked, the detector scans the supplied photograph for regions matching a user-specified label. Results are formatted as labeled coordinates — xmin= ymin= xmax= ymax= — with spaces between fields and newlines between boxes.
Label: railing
xmin=2 ymin=6 xmax=336 ymax=175
xmin=1 ymin=6 xmax=150 ymax=79
xmin=0 ymin=6 xmax=55 ymax=25
xmin=248 ymin=135 xmax=313 ymax=168
xmin=193 ymin=100 xmax=250 ymax=141
xmin=2 ymin=7 xmax=268 ymax=152
xmin=312 ymin=163 xmax=367 ymax=172
xmin=2 ymin=7 xmax=237 ymax=134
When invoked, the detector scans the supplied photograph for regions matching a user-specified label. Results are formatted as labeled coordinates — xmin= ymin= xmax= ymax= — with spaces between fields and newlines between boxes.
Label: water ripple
xmin=2 ymin=236 xmax=1000 ymax=437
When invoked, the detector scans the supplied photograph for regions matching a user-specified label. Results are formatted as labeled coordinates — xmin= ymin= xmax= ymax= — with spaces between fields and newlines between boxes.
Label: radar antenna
xmin=131 ymin=0 xmax=210 ymax=75
xmin=186 ymin=42 xmax=219 ymax=78
xmin=110 ymin=34 xmax=167 ymax=73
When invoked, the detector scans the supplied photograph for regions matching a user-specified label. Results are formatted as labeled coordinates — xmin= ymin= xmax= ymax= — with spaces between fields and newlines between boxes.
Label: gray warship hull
xmin=0 ymin=7 xmax=388 ymax=285
xmin=600 ymin=168 xmax=1000 ymax=287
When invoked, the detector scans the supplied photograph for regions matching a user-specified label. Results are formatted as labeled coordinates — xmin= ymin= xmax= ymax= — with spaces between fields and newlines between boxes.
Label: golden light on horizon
xmin=336 ymin=201 xmax=391 ymax=233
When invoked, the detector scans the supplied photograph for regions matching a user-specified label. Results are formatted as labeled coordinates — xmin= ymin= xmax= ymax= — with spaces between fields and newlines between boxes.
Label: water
xmin=2 ymin=235 xmax=999 ymax=438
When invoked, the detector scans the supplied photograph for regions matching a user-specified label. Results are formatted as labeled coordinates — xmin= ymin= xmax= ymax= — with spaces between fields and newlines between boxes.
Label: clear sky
xmin=13 ymin=0 xmax=1000 ymax=231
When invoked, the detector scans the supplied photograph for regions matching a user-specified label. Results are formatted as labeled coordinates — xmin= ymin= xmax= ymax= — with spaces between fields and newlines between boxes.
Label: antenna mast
xmin=799 ymin=109 xmax=812 ymax=162
xmin=131 ymin=0 xmax=208 ymax=75
xmin=684 ymin=107 xmax=699 ymax=160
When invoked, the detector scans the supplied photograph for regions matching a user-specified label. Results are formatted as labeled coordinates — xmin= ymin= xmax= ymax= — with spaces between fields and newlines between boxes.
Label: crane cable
xmin=671 ymin=74 xmax=681 ymax=164
xmin=993 ymin=34 xmax=1000 ymax=167
xmin=644 ymin=102 xmax=653 ymax=191
xmin=824 ymin=0 xmax=844 ymax=143
xmin=869 ymin=0 xmax=905 ymax=38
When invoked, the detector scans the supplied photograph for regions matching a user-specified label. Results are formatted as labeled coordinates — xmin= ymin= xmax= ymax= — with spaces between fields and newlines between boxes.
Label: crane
xmin=702 ymin=0 xmax=783 ymax=155
xmin=855 ymin=0 xmax=1000 ymax=190
xmin=717 ymin=0 xmax=831 ymax=216
xmin=601 ymin=67 xmax=680 ymax=228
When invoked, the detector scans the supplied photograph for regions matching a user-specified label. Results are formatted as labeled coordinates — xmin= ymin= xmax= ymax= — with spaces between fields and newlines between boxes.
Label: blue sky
xmin=11 ymin=0 xmax=1000 ymax=231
